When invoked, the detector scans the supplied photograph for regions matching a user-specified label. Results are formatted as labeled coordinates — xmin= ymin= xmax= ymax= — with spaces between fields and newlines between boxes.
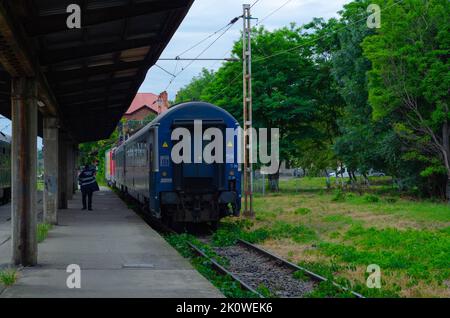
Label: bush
xmin=363 ymin=194 xmax=380 ymax=203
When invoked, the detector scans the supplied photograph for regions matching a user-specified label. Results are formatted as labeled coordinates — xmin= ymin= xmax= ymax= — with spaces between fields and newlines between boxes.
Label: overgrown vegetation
xmin=216 ymin=179 xmax=450 ymax=297
xmin=0 ymin=269 xmax=18 ymax=287
xmin=37 ymin=223 xmax=52 ymax=243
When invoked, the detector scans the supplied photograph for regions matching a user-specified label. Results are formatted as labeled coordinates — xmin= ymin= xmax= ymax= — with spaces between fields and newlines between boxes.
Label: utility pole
xmin=242 ymin=4 xmax=254 ymax=218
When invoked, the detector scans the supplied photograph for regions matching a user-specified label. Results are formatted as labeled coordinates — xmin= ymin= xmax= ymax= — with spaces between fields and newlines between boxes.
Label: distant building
xmin=119 ymin=91 xmax=169 ymax=141
xmin=123 ymin=91 xmax=169 ymax=121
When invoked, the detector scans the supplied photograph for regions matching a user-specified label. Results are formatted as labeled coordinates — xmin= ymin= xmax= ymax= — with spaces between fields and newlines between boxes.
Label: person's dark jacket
xmin=78 ymin=166 xmax=100 ymax=192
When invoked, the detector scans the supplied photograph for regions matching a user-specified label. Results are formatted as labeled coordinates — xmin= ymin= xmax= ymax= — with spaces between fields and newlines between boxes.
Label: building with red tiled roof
xmin=123 ymin=91 xmax=169 ymax=121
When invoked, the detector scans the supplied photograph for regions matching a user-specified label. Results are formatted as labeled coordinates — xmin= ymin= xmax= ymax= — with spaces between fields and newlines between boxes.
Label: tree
xmin=202 ymin=24 xmax=344 ymax=190
xmin=331 ymin=0 xmax=390 ymax=185
xmin=79 ymin=126 xmax=119 ymax=183
xmin=175 ymin=68 xmax=215 ymax=103
xmin=362 ymin=0 xmax=450 ymax=201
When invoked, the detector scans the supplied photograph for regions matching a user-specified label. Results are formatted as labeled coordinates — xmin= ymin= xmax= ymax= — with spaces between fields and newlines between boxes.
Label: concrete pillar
xmin=43 ymin=117 xmax=58 ymax=225
xmin=73 ymin=145 xmax=79 ymax=193
xmin=58 ymin=133 xmax=67 ymax=209
xmin=11 ymin=77 xmax=38 ymax=266
xmin=66 ymin=143 xmax=73 ymax=200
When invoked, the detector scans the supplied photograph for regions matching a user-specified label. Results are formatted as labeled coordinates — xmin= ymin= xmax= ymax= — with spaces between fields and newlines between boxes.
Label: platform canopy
xmin=0 ymin=0 xmax=193 ymax=142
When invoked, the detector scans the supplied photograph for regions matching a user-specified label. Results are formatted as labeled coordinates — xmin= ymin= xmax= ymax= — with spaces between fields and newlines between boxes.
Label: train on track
xmin=105 ymin=101 xmax=241 ymax=229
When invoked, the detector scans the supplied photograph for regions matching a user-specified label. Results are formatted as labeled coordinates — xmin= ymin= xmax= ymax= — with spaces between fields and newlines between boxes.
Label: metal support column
xmin=11 ymin=77 xmax=38 ymax=266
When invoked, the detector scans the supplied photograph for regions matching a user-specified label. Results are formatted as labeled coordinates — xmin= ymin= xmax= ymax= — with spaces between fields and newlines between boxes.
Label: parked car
xmin=368 ymin=170 xmax=385 ymax=177
xmin=293 ymin=168 xmax=304 ymax=177
xmin=330 ymin=168 xmax=350 ymax=178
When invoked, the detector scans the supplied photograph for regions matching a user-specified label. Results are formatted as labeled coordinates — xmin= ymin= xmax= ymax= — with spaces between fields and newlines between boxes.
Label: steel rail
xmin=187 ymin=242 xmax=264 ymax=298
xmin=237 ymin=239 xmax=365 ymax=299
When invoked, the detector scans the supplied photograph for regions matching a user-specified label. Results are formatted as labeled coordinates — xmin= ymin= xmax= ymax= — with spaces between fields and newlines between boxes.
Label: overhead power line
xmin=159 ymin=57 xmax=238 ymax=61
xmin=250 ymin=0 xmax=262 ymax=9
xmin=154 ymin=64 xmax=176 ymax=77
xmin=256 ymin=0 xmax=295 ymax=26
xmin=164 ymin=17 xmax=241 ymax=90
xmin=165 ymin=15 xmax=242 ymax=60
xmin=209 ymin=0 xmax=405 ymax=102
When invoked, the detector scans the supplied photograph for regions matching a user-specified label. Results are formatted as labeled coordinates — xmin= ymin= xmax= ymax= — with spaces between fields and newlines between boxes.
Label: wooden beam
xmin=24 ymin=0 xmax=189 ymax=37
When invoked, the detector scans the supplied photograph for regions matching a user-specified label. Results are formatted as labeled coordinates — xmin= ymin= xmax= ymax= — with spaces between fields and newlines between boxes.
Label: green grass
xmin=294 ymin=207 xmax=311 ymax=215
xmin=212 ymin=220 xmax=318 ymax=247
xmin=37 ymin=223 xmax=52 ymax=243
xmin=324 ymin=225 xmax=450 ymax=280
xmin=322 ymin=214 xmax=354 ymax=224
xmin=340 ymin=194 xmax=450 ymax=222
xmin=36 ymin=180 xmax=44 ymax=191
xmin=256 ymin=284 xmax=274 ymax=298
xmin=0 ymin=269 xmax=18 ymax=286
xmin=281 ymin=176 xmax=393 ymax=192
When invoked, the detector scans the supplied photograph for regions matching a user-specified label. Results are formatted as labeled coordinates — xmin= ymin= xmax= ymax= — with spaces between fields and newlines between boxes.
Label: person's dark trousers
xmin=82 ymin=190 xmax=93 ymax=210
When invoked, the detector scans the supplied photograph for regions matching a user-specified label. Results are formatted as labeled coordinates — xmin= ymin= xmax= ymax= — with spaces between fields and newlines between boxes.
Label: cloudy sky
xmin=139 ymin=0 xmax=351 ymax=100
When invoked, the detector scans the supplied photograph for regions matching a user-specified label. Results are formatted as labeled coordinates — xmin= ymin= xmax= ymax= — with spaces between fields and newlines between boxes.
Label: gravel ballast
xmin=214 ymin=244 xmax=317 ymax=297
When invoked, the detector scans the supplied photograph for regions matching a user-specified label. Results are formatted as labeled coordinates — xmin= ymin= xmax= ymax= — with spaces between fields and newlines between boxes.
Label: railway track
xmin=188 ymin=238 xmax=365 ymax=298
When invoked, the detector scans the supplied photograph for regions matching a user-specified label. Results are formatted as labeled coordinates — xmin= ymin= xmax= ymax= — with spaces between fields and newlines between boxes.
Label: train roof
xmin=119 ymin=101 xmax=239 ymax=147
xmin=150 ymin=101 xmax=237 ymax=126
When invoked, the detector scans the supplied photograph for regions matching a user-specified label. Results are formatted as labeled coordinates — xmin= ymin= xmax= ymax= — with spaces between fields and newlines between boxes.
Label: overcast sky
xmin=139 ymin=0 xmax=351 ymax=100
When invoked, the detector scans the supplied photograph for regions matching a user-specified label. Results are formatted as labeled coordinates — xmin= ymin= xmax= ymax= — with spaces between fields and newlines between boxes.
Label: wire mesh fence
xmin=249 ymin=170 xmax=306 ymax=195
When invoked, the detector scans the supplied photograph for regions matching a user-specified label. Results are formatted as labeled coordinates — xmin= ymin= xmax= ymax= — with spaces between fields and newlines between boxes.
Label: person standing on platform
xmin=78 ymin=163 xmax=99 ymax=210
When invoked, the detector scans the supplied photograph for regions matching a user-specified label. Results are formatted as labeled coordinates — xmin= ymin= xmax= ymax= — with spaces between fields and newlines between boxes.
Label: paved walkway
xmin=0 ymin=188 xmax=222 ymax=298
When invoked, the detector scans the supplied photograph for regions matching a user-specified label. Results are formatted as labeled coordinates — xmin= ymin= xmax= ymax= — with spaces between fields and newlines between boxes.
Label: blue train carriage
xmin=114 ymin=101 xmax=241 ymax=228
xmin=0 ymin=132 xmax=11 ymax=203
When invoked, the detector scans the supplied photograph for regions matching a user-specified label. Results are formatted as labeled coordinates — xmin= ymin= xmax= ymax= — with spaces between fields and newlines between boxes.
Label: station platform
xmin=0 ymin=188 xmax=222 ymax=298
